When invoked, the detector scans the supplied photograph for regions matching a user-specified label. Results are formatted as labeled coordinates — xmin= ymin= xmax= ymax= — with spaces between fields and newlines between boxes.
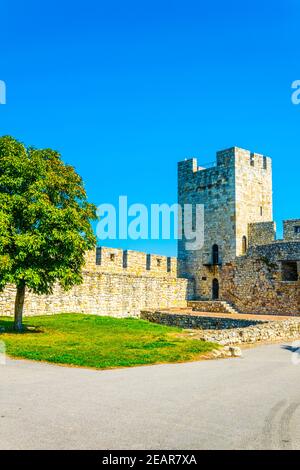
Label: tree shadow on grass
xmin=0 ymin=319 xmax=43 ymax=334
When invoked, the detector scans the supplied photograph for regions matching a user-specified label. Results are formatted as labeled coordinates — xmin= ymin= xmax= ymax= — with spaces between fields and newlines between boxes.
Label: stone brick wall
xmin=234 ymin=148 xmax=273 ymax=256
xmin=141 ymin=310 xmax=300 ymax=346
xmin=221 ymin=241 xmax=300 ymax=315
xmin=198 ymin=318 xmax=300 ymax=345
xmin=178 ymin=151 xmax=236 ymax=298
xmin=187 ymin=300 xmax=233 ymax=313
xmin=284 ymin=219 xmax=300 ymax=241
xmin=178 ymin=147 xmax=273 ymax=299
xmin=141 ymin=310 xmax=266 ymax=329
xmin=248 ymin=221 xmax=276 ymax=247
xmin=0 ymin=248 xmax=194 ymax=318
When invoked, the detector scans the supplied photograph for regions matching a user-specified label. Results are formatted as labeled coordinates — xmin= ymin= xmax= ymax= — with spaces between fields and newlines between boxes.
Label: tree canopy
xmin=0 ymin=136 xmax=97 ymax=330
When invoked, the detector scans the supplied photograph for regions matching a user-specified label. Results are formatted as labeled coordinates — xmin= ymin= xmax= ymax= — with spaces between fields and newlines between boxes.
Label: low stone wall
xmin=141 ymin=310 xmax=300 ymax=346
xmin=198 ymin=319 xmax=300 ymax=345
xmin=187 ymin=301 xmax=232 ymax=313
xmin=0 ymin=272 xmax=194 ymax=318
xmin=141 ymin=310 xmax=266 ymax=329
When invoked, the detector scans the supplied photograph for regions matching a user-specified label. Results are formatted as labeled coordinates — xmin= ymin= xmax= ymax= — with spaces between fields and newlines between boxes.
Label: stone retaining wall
xmin=198 ymin=319 xmax=300 ymax=345
xmin=141 ymin=310 xmax=266 ymax=329
xmin=141 ymin=310 xmax=300 ymax=346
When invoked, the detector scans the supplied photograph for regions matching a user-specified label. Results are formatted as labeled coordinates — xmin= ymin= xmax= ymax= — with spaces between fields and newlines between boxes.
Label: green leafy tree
xmin=0 ymin=136 xmax=97 ymax=331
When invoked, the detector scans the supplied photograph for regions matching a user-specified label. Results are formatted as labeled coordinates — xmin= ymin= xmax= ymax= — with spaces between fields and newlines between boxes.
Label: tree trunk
xmin=14 ymin=282 xmax=26 ymax=332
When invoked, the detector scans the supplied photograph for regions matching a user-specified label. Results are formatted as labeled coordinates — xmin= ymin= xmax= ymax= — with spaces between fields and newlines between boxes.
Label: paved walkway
xmin=1 ymin=342 xmax=300 ymax=449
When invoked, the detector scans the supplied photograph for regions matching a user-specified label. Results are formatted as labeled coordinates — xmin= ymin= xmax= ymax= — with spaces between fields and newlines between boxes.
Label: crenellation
xmin=216 ymin=147 xmax=236 ymax=166
xmin=85 ymin=247 xmax=179 ymax=277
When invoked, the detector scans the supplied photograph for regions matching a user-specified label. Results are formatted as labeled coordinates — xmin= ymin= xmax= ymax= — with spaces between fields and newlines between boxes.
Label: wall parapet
xmin=84 ymin=247 xmax=181 ymax=277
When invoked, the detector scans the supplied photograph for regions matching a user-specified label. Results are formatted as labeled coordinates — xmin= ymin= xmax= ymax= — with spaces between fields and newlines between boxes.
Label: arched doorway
xmin=212 ymin=278 xmax=219 ymax=300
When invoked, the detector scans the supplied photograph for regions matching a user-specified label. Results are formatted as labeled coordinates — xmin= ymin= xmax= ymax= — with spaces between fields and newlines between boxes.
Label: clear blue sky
xmin=0 ymin=0 xmax=299 ymax=256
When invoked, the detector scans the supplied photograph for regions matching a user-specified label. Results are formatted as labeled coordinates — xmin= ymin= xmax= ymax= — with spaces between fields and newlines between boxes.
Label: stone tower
xmin=178 ymin=147 xmax=273 ymax=299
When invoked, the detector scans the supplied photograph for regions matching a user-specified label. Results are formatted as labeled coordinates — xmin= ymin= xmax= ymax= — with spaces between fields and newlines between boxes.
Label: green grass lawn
xmin=0 ymin=314 xmax=217 ymax=369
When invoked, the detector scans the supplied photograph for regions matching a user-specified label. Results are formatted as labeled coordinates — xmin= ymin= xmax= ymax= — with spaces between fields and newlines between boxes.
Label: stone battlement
xmin=178 ymin=147 xmax=271 ymax=179
xmin=248 ymin=219 xmax=300 ymax=247
xmin=84 ymin=247 xmax=180 ymax=277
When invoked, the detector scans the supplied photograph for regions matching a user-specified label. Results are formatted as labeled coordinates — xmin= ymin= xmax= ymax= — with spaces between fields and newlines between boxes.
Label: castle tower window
xmin=157 ymin=258 xmax=161 ymax=267
xmin=146 ymin=254 xmax=151 ymax=270
xmin=167 ymin=257 xmax=171 ymax=273
xmin=294 ymin=226 xmax=300 ymax=234
xmin=242 ymin=236 xmax=247 ymax=255
xmin=250 ymin=153 xmax=255 ymax=167
xmin=260 ymin=206 xmax=263 ymax=216
xmin=110 ymin=253 xmax=115 ymax=262
xmin=123 ymin=250 xmax=128 ymax=269
xmin=212 ymin=244 xmax=219 ymax=265
xmin=96 ymin=247 xmax=102 ymax=265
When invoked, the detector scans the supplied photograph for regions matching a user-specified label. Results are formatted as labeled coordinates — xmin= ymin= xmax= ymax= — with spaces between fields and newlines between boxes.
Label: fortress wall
xmin=221 ymin=242 xmax=300 ymax=316
xmin=0 ymin=248 xmax=193 ymax=318
xmin=248 ymin=221 xmax=276 ymax=247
